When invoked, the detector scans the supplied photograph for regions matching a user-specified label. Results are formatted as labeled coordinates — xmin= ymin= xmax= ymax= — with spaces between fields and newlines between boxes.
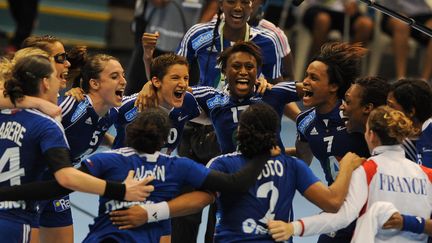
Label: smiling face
xmin=224 ymin=51 xmax=257 ymax=99
xmin=302 ymin=61 xmax=338 ymax=113
xmin=153 ymin=64 xmax=189 ymax=109
xmin=92 ymin=59 xmax=126 ymax=108
xmin=45 ymin=62 xmax=62 ymax=104
xmin=49 ymin=41 xmax=71 ymax=90
xmin=222 ymin=0 xmax=252 ymax=30
xmin=340 ymin=84 xmax=368 ymax=133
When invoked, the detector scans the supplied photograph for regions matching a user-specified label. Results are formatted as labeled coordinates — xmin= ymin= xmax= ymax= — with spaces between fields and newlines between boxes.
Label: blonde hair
xmin=368 ymin=106 xmax=418 ymax=144
xmin=0 ymin=47 xmax=50 ymax=85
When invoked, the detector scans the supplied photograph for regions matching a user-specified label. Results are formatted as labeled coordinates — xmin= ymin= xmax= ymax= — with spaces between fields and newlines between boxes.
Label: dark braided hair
xmin=204 ymin=7 xmax=223 ymax=82
xmin=237 ymin=103 xmax=279 ymax=158
xmin=125 ymin=108 xmax=171 ymax=153
xmin=313 ymin=42 xmax=367 ymax=99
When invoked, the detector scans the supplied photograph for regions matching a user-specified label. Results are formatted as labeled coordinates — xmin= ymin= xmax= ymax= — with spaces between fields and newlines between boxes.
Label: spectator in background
xmin=249 ymin=0 xmax=294 ymax=80
xmin=125 ymin=0 xmax=218 ymax=95
xmin=379 ymin=0 xmax=432 ymax=81
xmin=302 ymin=0 xmax=373 ymax=58
xmin=5 ymin=0 xmax=39 ymax=53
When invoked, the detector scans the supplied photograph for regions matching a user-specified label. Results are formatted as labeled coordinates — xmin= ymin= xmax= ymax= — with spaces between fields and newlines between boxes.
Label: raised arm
xmin=269 ymin=164 xmax=369 ymax=241
xmin=303 ymin=152 xmax=365 ymax=212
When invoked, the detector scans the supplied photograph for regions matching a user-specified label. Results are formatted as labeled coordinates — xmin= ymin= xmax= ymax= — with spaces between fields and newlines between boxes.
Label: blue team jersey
xmin=192 ymin=82 xmax=299 ymax=153
xmin=82 ymin=147 xmax=210 ymax=243
xmin=209 ymin=152 xmax=319 ymax=243
xmin=414 ymin=118 xmax=432 ymax=168
xmin=296 ymin=101 xmax=370 ymax=184
xmin=112 ymin=92 xmax=201 ymax=152
xmin=60 ymin=95 xmax=135 ymax=162
xmin=0 ymin=109 xmax=69 ymax=225
xmin=177 ymin=21 xmax=283 ymax=87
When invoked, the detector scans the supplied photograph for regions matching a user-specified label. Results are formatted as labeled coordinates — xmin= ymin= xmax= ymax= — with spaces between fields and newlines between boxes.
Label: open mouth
xmin=236 ymin=79 xmax=249 ymax=85
xmin=60 ymin=71 xmax=68 ymax=81
xmin=173 ymin=89 xmax=185 ymax=99
xmin=115 ymin=90 xmax=124 ymax=99
xmin=231 ymin=13 xmax=244 ymax=21
xmin=303 ymin=89 xmax=314 ymax=97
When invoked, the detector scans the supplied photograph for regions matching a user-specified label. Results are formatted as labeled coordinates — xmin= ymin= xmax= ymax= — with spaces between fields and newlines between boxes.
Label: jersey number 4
xmin=0 ymin=147 xmax=24 ymax=185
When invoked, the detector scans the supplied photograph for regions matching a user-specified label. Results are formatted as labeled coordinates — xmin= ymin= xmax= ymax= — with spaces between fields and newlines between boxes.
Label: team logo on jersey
xmin=192 ymin=31 xmax=213 ymax=50
xmin=310 ymin=127 xmax=318 ymax=135
xmin=177 ymin=114 xmax=189 ymax=122
xmin=71 ymin=99 xmax=89 ymax=123
xmin=298 ymin=110 xmax=316 ymax=135
xmin=207 ymin=95 xmax=229 ymax=109
xmin=53 ymin=197 xmax=71 ymax=212
xmin=336 ymin=126 xmax=346 ymax=131
xmin=125 ymin=107 xmax=138 ymax=122
xmin=85 ymin=117 xmax=93 ymax=125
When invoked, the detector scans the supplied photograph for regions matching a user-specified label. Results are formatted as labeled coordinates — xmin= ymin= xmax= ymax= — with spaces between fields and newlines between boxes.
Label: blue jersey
xmin=177 ymin=21 xmax=283 ymax=87
xmin=192 ymin=82 xmax=298 ymax=153
xmin=0 ymin=109 xmax=69 ymax=225
xmin=418 ymin=120 xmax=432 ymax=167
xmin=296 ymin=102 xmax=370 ymax=184
xmin=60 ymin=95 xmax=135 ymax=162
xmin=112 ymin=92 xmax=201 ymax=152
xmin=82 ymin=147 xmax=210 ymax=243
xmin=209 ymin=152 xmax=319 ymax=243
xmin=406 ymin=118 xmax=432 ymax=168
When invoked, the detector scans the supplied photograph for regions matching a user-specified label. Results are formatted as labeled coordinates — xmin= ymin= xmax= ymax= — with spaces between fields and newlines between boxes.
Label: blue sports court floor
xmin=72 ymin=117 xmax=325 ymax=243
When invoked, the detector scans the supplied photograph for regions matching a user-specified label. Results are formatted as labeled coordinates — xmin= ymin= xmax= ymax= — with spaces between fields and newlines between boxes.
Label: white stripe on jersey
xmin=192 ymin=87 xmax=220 ymax=98
xmin=273 ymin=81 xmax=297 ymax=92
xmin=26 ymin=109 xmax=70 ymax=148
xmin=259 ymin=19 xmax=290 ymax=56
xmin=22 ymin=223 xmax=30 ymax=243
xmin=402 ymin=138 xmax=418 ymax=163
xmin=59 ymin=96 xmax=77 ymax=117
xmin=206 ymin=151 xmax=241 ymax=168
xmin=106 ymin=147 xmax=137 ymax=157
xmin=253 ymin=28 xmax=283 ymax=79
xmin=122 ymin=93 xmax=138 ymax=104
xmin=177 ymin=22 xmax=215 ymax=57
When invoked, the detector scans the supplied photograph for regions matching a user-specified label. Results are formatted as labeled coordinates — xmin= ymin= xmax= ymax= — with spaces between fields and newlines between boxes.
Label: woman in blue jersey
xmin=0 ymin=107 xmax=274 ymax=243
xmin=293 ymin=41 xmax=370 ymax=243
xmin=110 ymin=103 xmax=364 ymax=243
xmin=112 ymin=53 xmax=201 ymax=153
xmin=0 ymin=54 xmax=153 ymax=243
xmin=386 ymin=79 xmax=432 ymax=167
xmin=140 ymin=41 xmax=300 ymax=154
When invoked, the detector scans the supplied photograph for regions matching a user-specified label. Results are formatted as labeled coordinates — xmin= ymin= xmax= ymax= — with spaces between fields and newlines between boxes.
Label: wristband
xmin=103 ymin=181 xmax=126 ymax=201
xmin=141 ymin=201 xmax=170 ymax=223
xmin=402 ymin=214 xmax=425 ymax=234
xmin=292 ymin=220 xmax=304 ymax=236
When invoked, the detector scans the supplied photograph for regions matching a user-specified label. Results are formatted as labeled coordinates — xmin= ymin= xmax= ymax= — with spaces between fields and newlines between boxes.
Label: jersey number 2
xmin=257 ymin=181 xmax=279 ymax=223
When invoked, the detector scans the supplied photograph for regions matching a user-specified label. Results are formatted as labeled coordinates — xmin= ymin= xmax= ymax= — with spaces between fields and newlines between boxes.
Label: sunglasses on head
xmin=53 ymin=52 xmax=68 ymax=64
